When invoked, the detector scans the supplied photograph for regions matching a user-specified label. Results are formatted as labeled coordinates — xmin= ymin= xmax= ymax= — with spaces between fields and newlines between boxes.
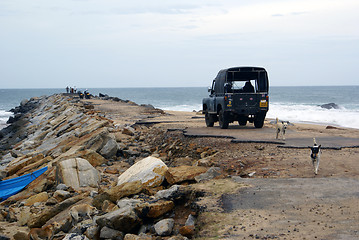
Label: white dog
xmin=275 ymin=118 xmax=288 ymax=140
xmin=310 ymin=138 xmax=321 ymax=175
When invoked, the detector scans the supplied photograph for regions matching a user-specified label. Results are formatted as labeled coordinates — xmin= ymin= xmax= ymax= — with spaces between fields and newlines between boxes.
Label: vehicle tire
xmin=219 ymin=109 xmax=229 ymax=129
xmin=254 ymin=113 xmax=265 ymax=128
xmin=238 ymin=116 xmax=247 ymax=126
xmin=205 ymin=111 xmax=214 ymax=127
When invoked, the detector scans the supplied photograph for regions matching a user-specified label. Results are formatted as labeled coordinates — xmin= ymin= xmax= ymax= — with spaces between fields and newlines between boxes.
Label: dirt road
xmin=219 ymin=177 xmax=359 ymax=239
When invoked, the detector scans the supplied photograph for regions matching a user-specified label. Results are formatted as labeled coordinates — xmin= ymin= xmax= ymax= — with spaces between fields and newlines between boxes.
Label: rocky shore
xmin=0 ymin=94 xmax=221 ymax=240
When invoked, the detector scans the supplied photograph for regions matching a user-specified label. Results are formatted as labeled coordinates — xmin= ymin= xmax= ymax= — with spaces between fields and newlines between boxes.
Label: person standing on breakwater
xmin=66 ymin=86 xmax=69 ymax=93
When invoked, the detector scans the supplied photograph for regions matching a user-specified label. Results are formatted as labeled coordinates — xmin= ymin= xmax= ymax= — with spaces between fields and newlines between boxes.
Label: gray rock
xmin=56 ymin=183 xmax=69 ymax=191
xmin=185 ymin=214 xmax=196 ymax=226
xmin=195 ymin=167 xmax=222 ymax=182
xmin=154 ymin=218 xmax=174 ymax=236
xmin=117 ymin=198 xmax=142 ymax=209
xmin=96 ymin=206 xmax=141 ymax=233
xmin=100 ymin=138 xmax=119 ymax=159
xmin=84 ymin=225 xmax=100 ymax=240
xmin=320 ymin=102 xmax=340 ymax=109
xmin=154 ymin=185 xmax=182 ymax=200
xmin=100 ymin=226 xmax=124 ymax=239
xmin=53 ymin=190 xmax=72 ymax=201
xmin=0 ymin=153 xmax=14 ymax=164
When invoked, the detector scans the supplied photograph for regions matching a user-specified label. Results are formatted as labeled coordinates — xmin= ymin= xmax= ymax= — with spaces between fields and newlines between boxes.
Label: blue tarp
xmin=0 ymin=166 xmax=48 ymax=201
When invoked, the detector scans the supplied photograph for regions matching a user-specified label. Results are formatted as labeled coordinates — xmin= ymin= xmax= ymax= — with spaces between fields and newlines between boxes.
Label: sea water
xmin=0 ymin=86 xmax=358 ymax=129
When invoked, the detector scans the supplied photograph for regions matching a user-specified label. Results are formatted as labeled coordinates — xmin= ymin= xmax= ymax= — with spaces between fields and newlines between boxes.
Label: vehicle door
xmin=209 ymin=80 xmax=216 ymax=112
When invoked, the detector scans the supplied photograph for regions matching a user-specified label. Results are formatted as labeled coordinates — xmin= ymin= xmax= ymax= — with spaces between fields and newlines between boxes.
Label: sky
xmin=0 ymin=0 xmax=358 ymax=88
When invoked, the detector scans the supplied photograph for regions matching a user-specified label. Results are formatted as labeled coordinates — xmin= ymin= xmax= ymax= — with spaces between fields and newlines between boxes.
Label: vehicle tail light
xmin=266 ymin=95 xmax=269 ymax=101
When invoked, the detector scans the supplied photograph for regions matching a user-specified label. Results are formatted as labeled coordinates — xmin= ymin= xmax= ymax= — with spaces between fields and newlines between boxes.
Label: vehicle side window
xmin=211 ymin=80 xmax=216 ymax=95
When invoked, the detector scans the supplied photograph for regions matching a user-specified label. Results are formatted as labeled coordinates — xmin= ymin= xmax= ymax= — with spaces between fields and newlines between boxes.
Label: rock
xmin=104 ymin=166 xmax=120 ymax=174
xmin=27 ymin=195 xmax=84 ymax=228
xmin=122 ymin=126 xmax=136 ymax=136
xmin=320 ymin=102 xmax=340 ymax=109
xmin=84 ymin=225 xmax=100 ymax=240
xmin=117 ymin=198 xmax=142 ymax=209
xmin=185 ymin=214 xmax=196 ymax=226
xmin=144 ymin=200 xmax=175 ymax=218
xmin=195 ymin=152 xmax=220 ymax=167
xmin=326 ymin=125 xmax=339 ymax=129
xmin=179 ymin=225 xmax=195 ymax=238
xmin=194 ymin=167 xmax=222 ymax=182
xmin=0 ymin=170 xmax=7 ymax=180
xmin=154 ymin=185 xmax=185 ymax=200
xmin=24 ymin=192 xmax=49 ymax=206
xmin=53 ymin=190 xmax=72 ymax=202
xmin=168 ymin=235 xmax=189 ymax=240
xmin=165 ymin=166 xmax=208 ymax=185
xmin=56 ymin=183 xmax=69 ymax=191
xmin=96 ymin=206 xmax=141 ymax=233
xmin=13 ymin=231 xmax=28 ymax=240
xmin=17 ymin=207 xmax=31 ymax=226
xmin=56 ymin=158 xmax=100 ymax=189
xmin=102 ymin=200 xmax=119 ymax=213
xmin=154 ymin=218 xmax=174 ymax=236
xmin=117 ymin=156 xmax=168 ymax=188
xmin=102 ymin=180 xmax=143 ymax=203
xmin=100 ymin=138 xmax=119 ymax=159
xmin=72 ymin=150 xmax=107 ymax=167
xmin=100 ymin=226 xmax=124 ymax=239
xmin=124 ymin=233 xmax=154 ymax=240
xmin=63 ymin=233 xmax=89 ymax=240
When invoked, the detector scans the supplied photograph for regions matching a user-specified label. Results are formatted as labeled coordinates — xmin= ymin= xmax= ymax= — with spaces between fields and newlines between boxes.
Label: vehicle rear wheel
xmin=254 ymin=113 xmax=265 ymax=128
xmin=205 ymin=111 xmax=214 ymax=127
xmin=219 ymin=109 xmax=229 ymax=129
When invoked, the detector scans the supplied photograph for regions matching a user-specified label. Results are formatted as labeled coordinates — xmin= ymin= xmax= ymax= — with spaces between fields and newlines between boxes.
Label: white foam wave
xmin=161 ymin=104 xmax=202 ymax=112
xmin=267 ymin=103 xmax=359 ymax=129
xmin=0 ymin=110 xmax=12 ymax=130
xmin=0 ymin=110 xmax=12 ymax=122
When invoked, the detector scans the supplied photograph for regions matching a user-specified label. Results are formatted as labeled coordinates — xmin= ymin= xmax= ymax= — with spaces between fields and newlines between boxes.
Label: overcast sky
xmin=1 ymin=0 xmax=358 ymax=88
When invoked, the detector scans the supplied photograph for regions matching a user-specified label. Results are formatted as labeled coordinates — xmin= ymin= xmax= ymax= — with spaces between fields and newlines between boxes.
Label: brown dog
xmin=28 ymin=222 xmax=59 ymax=240
xmin=69 ymin=203 xmax=98 ymax=225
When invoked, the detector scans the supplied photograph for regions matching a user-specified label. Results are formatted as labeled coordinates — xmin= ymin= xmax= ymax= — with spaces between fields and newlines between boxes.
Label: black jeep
xmin=202 ymin=66 xmax=269 ymax=129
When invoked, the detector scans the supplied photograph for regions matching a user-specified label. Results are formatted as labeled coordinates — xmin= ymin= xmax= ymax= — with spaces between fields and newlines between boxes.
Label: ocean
xmin=1 ymin=86 xmax=359 ymax=129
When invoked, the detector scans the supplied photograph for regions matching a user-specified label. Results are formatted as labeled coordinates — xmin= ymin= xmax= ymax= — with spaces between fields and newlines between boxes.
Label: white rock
xmin=117 ymin=156 xmax=168 ymax=187
xmin=154 ymin=218 xmax=174 ymax=236
xmin=57 ymin=158 xmax=100 ymax=189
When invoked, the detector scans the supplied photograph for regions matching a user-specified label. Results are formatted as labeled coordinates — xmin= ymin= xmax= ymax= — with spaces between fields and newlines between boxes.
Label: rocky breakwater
xmin=0 ymin=94 xmax=223 ymax=240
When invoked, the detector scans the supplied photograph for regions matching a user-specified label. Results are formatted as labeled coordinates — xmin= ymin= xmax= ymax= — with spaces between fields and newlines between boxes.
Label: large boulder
xmin=117 ymin=156 xmax=168 ymax=188
xmin=56 ymin=158 xmax=100 ymax=189
xmin=165 ymin=166 xmax=208 ymax=185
